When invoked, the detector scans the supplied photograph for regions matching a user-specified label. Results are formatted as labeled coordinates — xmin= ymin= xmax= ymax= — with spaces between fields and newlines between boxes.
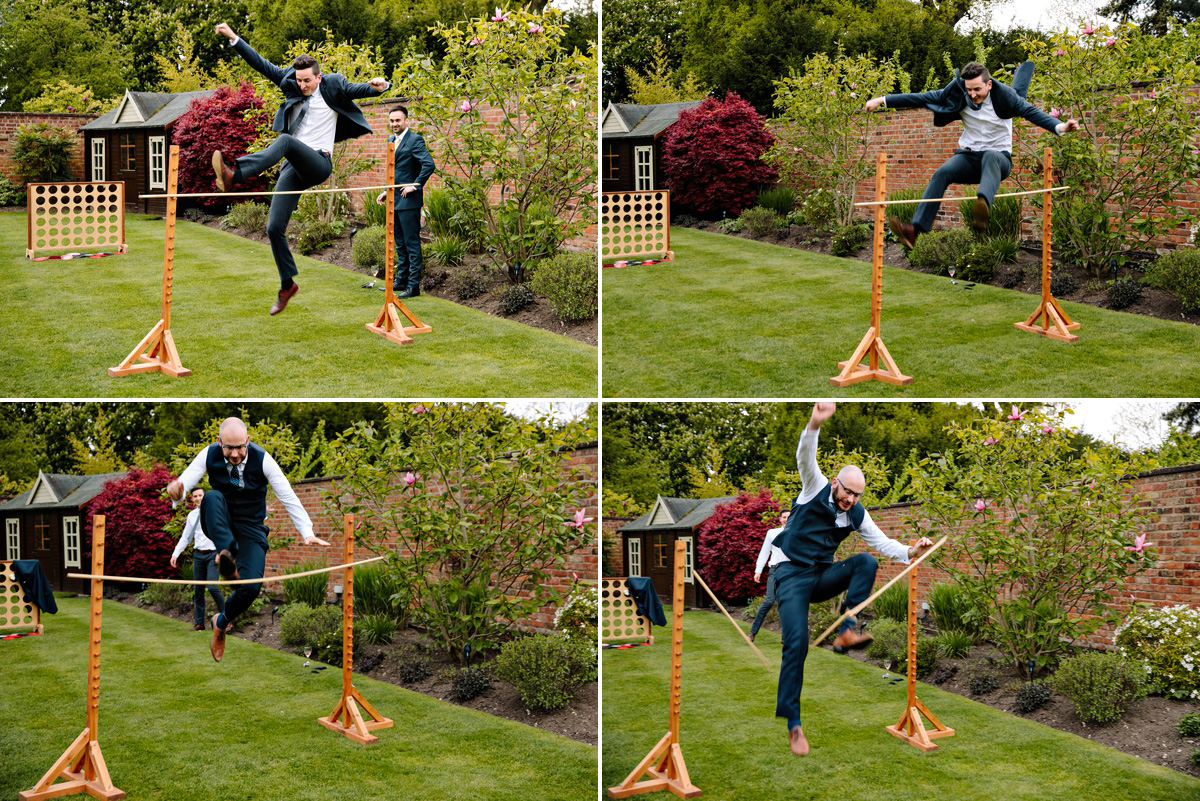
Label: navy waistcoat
xmin=205 ymin=443 xmax=269 ymax=525
xmin=775 ymin=481 xmax=866 ymax=567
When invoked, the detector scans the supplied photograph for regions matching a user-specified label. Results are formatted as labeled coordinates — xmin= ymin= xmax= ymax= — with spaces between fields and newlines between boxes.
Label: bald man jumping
xmin=167 ymin=417 xmax=329 ymax=662
xmin=774 ymin=402 xmax=933 ymax=756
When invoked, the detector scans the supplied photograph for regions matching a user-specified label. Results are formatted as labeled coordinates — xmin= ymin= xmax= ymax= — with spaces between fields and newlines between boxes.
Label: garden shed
xmin=0 ymin=470 xmax=126 ymax=594
xmin=617 ymin=494 xmax=736 ymax=608
xmin=80 ymin=89 xmax=214 ymax=215
xmin=601 ymin=101 xmax=701 ymax=194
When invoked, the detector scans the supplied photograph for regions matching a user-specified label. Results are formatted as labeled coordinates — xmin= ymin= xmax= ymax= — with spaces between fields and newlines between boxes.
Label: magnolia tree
xmin=392 ymin=9 xmax=597 ymax=278
xmin=1020 ymin=21 xmax=1200 ymax=274
xmin=661 ymin=91 xmax=776 ymax=217
xmin=696 ymin=489 xmax=780 ymax=601
xmin=769 ymin=48 xmax=909 ymax=227
xmin=326 ymin=403 xmax=596 ymax=662
xmin=906 ymin=405 xmax=1157 ymax=674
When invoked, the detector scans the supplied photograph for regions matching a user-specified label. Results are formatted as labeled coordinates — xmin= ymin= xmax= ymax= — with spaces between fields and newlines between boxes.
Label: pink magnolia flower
xmin=1007 ymin=405 xmax=1024 ymax=421
xmin=1104 ymin=37 xmax=1117 ymax=47
xmin=1054 ymin=48 xmax=1066 ymax=56
xmin=404 ymin=471 xmax=418 ymax=486
xmin=492 ymin=7 xmax=507 ymax=21
xmin=1125 ymin=533 xmax=1150 ymax=553
xmin=1090 ymin=479 xmax=1097 ymax=490
xmin=975 ymin=499 xmax=987 ymax=513
xmin=850 ymin=92 xmax=857 ymax=98
xmin=1050 ymin=107 xmax=1061 ymax=119
xmin=850 ymin=83 xmax=857 ymax=89
xmin=1043 ymin=426 xmax=1055 ymax=435
xmin=413 ymin=405 xmax=427 ymax=413
xmin=984 ymin=437 xmax=999 ymax=445
xmin=529 ymin=22 xmax=543 ymax=34
xmin=1082 ymin=23 xmax=1097 ymax=35
xmin=459 ymin=100 xmax=476 ymax=113
xmin=1149 ymin=90 xmax=1158 ymax=99
xmin=565 ymin=509 xmax=594 ymax=529
xmin=469 ymin=37 xmax=484 ymax=45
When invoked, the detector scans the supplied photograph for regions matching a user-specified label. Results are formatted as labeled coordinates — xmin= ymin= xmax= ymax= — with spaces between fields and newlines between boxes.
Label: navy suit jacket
xmin=884 ymin=61 xmax=1060 ymax=137
xmin=389 ymin=131 xmax=435 ymax=211
xmin=232 ymin=38 xmax=382 ymax=143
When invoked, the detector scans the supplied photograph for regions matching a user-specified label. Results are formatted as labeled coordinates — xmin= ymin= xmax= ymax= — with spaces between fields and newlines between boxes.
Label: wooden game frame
xmin=0 ymin=560 xmax=44 ymax=634
xmin=602 ymin=191 xmax=673 ymax=265
xmin=26 ymin=182 xmax=128 ymax=259
xmin=601 ymin=577 xmax=654 ymax=645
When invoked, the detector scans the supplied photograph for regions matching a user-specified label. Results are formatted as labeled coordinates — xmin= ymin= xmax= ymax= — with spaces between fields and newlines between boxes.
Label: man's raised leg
xmin=199 ymin=490 xmax=239 ymax=581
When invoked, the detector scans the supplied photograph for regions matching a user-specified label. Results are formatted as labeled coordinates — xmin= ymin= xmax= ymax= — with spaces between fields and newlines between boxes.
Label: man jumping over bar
xmin=211 ymin=23 xmax=390 ymax=315
xmin=774 ymin=402 xmax=933 ymax=756
xmin=167 ymin=417 xmax=328 ymax=662
xmin=863 ymin=61 xmax=1079 ymax=249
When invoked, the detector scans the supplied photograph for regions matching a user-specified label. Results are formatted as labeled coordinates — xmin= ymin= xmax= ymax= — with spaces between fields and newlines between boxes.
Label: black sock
xmin=281 ymin=277 xmax=294 ymax=292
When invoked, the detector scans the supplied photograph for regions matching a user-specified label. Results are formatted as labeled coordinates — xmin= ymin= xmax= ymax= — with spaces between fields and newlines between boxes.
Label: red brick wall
xmin=262 ymin=443 xmax=598 ymax=634
xmin=602 ymin=516 xmax=635 ymax=576
xmin=340 ymin=98 xmax=597 ymax=251
xmin=0 ymin=113 xmax=99 ymax=186
xmin=850 ymin=461 xmax=1200 ymax=648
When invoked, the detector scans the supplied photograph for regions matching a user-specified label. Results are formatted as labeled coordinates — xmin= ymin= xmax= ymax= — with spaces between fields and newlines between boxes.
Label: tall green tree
xmin=602 ymin=0 xmax=685 ymax=102
xmin=1099 ymin=0 xmax=1200 ymax=35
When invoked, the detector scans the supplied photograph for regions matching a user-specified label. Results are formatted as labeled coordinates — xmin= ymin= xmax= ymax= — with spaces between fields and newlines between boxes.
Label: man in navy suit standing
xmin=863 ymin=61 xmax=1079 ymax=249
xmin=210 ymin=22 xmax=390 ymax=315
xmin=376 ymin=105 xmax=435 ymax=297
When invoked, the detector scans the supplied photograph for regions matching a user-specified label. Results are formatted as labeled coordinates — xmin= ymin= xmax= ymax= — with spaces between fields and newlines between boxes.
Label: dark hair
xmin=292 ymin=54 xmax=321 ymax=75
xmin=961 ymin=62 xmax=991 ymax=83
xmin=390 ymin=105 xmax=409 ymax=119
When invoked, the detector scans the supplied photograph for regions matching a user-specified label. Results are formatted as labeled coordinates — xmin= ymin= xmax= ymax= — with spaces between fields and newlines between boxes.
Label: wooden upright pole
xmin=884 ymin=562 xmax=954 ymax=751
xmin=318 ymin=514 xmax=393 ymax=745
xmin=608 ymin=541 xmax=701 ymax=799
xmin=108 ymin=144 xmax=191 ymax=378
xmin=366 ymin=140 xmax=431 ymax=345
xmin=1014 ymin=146 xmax=1080 ymax=343
xmin=831 ymin=152 xmax=913 ymax=387
xmin=21 ymin=516 xmax=124 ymax=801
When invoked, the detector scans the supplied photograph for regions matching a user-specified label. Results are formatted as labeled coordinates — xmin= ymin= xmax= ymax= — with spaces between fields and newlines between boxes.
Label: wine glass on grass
xmin=948 ymin=264 xmax=957 ymax=285
xmin=303 ymin=643 xmax=312 ymax=667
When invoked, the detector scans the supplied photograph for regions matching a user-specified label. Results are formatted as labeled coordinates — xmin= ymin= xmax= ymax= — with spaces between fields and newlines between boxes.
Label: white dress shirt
xmin=177 ymin=447 xmax=316 ymax=541
xmin=171 ymin=508 xmax=217 ymax=560
xmin=784 ymin=428 xmax=911 ymax=564
xmin=754 ymin=526 xmax=787 ymax=575
xmin=958 ymin=93 xmax=1013 ymax=152
xmin=294 ymin=84 xmax=338 ymax=155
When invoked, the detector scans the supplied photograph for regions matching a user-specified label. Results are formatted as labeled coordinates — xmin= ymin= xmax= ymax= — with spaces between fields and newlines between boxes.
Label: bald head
xmin=832 ymin=465 xmax=865 ymax=511
xmin=218 ymin=418 xmax=250 ymax=464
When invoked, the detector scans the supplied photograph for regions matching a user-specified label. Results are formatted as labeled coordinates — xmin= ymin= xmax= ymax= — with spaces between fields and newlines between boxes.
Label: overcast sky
xmin=961 ymin=0 xmax=1118 ymax=32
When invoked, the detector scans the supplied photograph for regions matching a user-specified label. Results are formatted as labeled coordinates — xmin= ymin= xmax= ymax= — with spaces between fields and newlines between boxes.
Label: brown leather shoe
xmin=888 ymin=217 xmax=918 ymax=249
xmin=270 ymin=283 xmax=299 ymax=315
xmin=831 ymin=628 xmax=874 ymax=652
xmin=216 ymin=549 xmax=239 ymax=581
xmin=191 ymin=623 xmax=205 ymax=631
xmin=749 ymin=631 xmax=756 ymax=643
xmin=210 ymin=613 xmax=226 ymax=662
xmin=972 ymin=196 xmax=990 ymax=231
xmin=789 ymin=725 xmax=810 ymax=756
xmin=212 ymin=150 xmax=236 ymax=192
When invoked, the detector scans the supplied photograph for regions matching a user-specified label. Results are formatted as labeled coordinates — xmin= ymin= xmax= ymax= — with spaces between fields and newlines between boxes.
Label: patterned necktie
xmin=228 ymin=463 xmax=242 ymax=489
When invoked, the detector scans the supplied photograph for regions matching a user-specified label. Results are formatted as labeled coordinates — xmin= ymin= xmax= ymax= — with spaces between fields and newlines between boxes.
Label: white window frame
xmin=627 ymin=537 xmax=642 ymax=578
xmin=634 ymin=145 xmax=654 ymax=191
xmin=91 ymin=138 xmax=105 ymax=182
xmin=5 ymin=519 xmax=18 ymax=560
xmin=63 ymin=516 xmax=81 ymax=569
xmin=148 ymin=136 xmax=166 ymax=190
xmin=678 ymin=536 xmax=695 ymax=583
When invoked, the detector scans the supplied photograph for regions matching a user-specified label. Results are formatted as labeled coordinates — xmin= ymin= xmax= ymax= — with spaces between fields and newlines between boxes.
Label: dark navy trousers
xmin=199 ymin=489 xmax=269 ymax=622
xmin=912 ymin=149 xmax=1012 ymax=233
xmin=774 ymin=552 xmax=878 ymax=727
xmin=750 ymin=565 xmax=778 ymax=636
xmin=393 ymin=207 xmax=423 ymax=291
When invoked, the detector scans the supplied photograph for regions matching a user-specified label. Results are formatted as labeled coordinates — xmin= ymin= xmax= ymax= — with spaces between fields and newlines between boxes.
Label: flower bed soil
xmin=115 ymin=590 xmax=597 ymax=746
xmin=728 ymin=608 xmax=1200 ymax=779
xmin=679 ymin=219 xmax=1200 ymax=327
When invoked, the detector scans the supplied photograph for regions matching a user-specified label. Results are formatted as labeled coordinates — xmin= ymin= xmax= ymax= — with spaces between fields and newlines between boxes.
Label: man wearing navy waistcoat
xmin=863 ymin=61 xmax=1079 ymax=248
xmin=375 ymin=105 xmax=435 ymax=297
xmin=773 ymin=402 xmax=934 ymax=755
xmin=210 ymin=22 xmax=391 ymax=315
xmin=167 ymin=417 xmax=329 ymax=662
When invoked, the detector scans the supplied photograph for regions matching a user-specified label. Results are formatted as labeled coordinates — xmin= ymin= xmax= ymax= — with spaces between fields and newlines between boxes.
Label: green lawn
xmin=1 ymin=596 xmax=594 ymax=801
xmin=3 ymin=213 xmax=595 ymax=396
xmin=603 ymin=608 xmax=1200 ymax=801
xmin=602 ymin=227 xmax=1200 ymax=397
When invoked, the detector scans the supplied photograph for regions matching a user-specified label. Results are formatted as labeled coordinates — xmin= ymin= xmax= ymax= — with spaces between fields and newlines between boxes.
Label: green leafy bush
xmin=1015 ymin=680 xmax=1053 ymax=713
xmin=912 ymin=637 xmax=939 ymax=678
xmin=0 ymin=176 xmax=25 ymax=206
xmin=1191 ymin=750 xmax=1200 ymax=766
xmin=427 ymin=235 xmax=469 ymax=267
xmin=279 ymin=602 xmax=343 ymax=662
xmin=872 ymin=581 xmax=908 ymax=623
xmin=937 ymin=630 xmax=974 ymax=659
xmin=493 ymin=633 xmax=597 ymax=712
xmin=282 ymin=561 xmax=329 ymax=608
xmin=885 ymin=188 xmax=923 ymax=226
xmin=1051 ymin=271 xmax=1079 ymax=297
xmin=455 ymin=269 xmax=488 ymax=300
xmin=495 ymin=199 xmax=565 ymax=265
xmin=831 ymin=224 xmax=869 ymax=256
xmin=354 ymin=563 xmax=407 ymax=625
xmin=451 ymin=666 xmax=491 ymax=700
xmin=908 ymin=229 xmax=975 ymax=273
xmin=744 ymin=595 xmax=780 ymax=627
xmin=12 ymin=122 xmax=75 ymax=182
xmin=352 ymin=225 xmax=386 ymax=273
xmin=927 ymin=582 xmax=979 ymax=637
xmin=1176 ymin=712 xmax=1200 ymax=736
xmin=398 ymin=652 xmax=432 ymax=683
xmin=1144 ymin=249 xmax=1200 ymax=313
xmin=499 ymin=283 xmax=536 ymax=315
xmin=529 ymin=251 xmax=597 ymax=324
xmin=136 ymin=581 xmax=192 ymax=609
xmin=220 ymin=202 xmax=269 ymax=234
xmin=797 ymin=187 xmax=838 ymax=231
xmin=969 ymin=670 xmax=1000 ymax=695
xmin=423 ymin=188 xmax=457 ymax=238
xmin=716 ymin=217 xmax=743 ymax=234
xmin=990 ymin=236 xmax=1020 ymax=264
xmin=1115 ymin=604 xmax=1200 ymax=701
xmin=555 ymin=584 xmax=598 ymax=641
xmin=1105 ymin=276 xmax=1143 ymax=309
xmin=1049 ymin=651 xmax=1147 ymax=724
xmin=864 ymin=618 xmax=906 ymax=664
xmin=956 ymin=240 xmax=999 ymax=283
xmin=361 ymin=195 xmax=387 ymax=227
xmin=758 ymin=187 xmax=796 ymax=216
xmin=958 ymin=190 xmax=1022 ymax=240
xmin=738 ymin=206 xmax=784 ymax=238
xmin=295 ymin=220 xmax=341 ymax=254
xmin=358 ymin=612 xmax=396 ymax=645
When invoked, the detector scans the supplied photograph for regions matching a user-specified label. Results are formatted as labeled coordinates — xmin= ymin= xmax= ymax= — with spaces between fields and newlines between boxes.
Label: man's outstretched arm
xmin=795 ymin=403 xmax=835 ymax=498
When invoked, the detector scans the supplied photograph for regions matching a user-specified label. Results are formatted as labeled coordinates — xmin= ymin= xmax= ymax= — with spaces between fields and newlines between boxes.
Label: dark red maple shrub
xmin=171 ymin=83 xmax=271 ymax=209
xmin=697 ymin=489 xmax=781 ymax=602
xmin=661 ymin=91 xmax=778 ymax=217
xmin=83 ymin=465 xmax=176 ymax=580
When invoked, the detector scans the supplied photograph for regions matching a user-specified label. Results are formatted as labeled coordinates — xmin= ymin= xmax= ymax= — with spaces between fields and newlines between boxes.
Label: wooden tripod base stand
xmin=608 ymin=542 xmax=700 ymax=799
xmin=883 ymin=556 xmax=954 ymax=752
xmin=317 ymin=515 xmax=393 ymax=745
xmin=832 ymin=326 xmax=912 ymax=387
xmin=1014 ymin=148 xmax=1079 ymax=344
